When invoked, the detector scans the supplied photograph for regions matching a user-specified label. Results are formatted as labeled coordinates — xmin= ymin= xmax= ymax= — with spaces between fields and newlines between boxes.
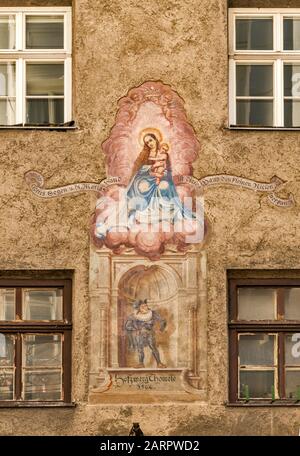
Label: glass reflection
xmin=284 ymin=288 xmax=300 ymax=320
xmin=0 ymin=289 xmax=15 ymax=320
xmin=284 ymin=18 xmax=300 ymax=50
xmin=26 ymin=64 xmax=64 ymax=96
xmin=236 ymin=65 xmax=273 ymax=97
xmin=23 ymin=334 xmax=62 ymax=367
xmin=239 ymin=334 xmax=275 ymax=366
xmin=0 ymin=16 xmax=15 ymax=49
xmin=26 ymin=15 xmax=64 ymax=49
xmin=239 ymin=370 xmax=275 ymax=399
xmin=236 ymin=18 xmax=273 ymax=50
xmin=238 ymin=288 xmax=276 ymax=320
xmin=23 ymin=289 xmax=63 ymax=320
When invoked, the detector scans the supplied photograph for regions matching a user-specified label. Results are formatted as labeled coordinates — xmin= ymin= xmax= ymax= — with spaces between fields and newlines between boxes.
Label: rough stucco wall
xmin=1 ymin=0 xmax=300 ymax=435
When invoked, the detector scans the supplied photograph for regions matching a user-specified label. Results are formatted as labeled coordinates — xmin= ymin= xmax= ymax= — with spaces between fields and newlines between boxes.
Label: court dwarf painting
xmin=90 ymin=81 xmax=205 ymax=261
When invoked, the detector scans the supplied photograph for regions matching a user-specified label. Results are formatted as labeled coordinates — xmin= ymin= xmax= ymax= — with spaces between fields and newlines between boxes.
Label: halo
xmin=138 ymin=127 xmax=163 ymax=146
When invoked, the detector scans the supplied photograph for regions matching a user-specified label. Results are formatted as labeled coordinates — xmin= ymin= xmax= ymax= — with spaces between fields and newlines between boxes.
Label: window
xmin=0 ymin=7 xmax=72 ymax=126
xmin=0 ymin=279 xmax=72 ymax=405
xmin=229 ymin=8 xmax=300 ymax=128
xmin=229 ymin=278 xmax=300 ymax=404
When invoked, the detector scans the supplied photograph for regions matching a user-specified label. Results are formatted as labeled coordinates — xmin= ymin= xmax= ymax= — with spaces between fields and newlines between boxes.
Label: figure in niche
xmin=125 ymin=299 xmax=167 ymax=368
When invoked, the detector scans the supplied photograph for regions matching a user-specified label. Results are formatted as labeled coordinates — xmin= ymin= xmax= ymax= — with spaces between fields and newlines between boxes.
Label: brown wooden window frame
xmin=229 ymin=278 xmax=300 ymax=406
xmin=0 ymin=279 xmax=72 ymax=407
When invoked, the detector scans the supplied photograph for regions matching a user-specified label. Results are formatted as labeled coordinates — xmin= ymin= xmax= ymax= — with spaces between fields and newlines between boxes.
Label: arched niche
xmin=117 ymin=265 xmax=179 ymax=369
xmin=88 ymin=246 xmax=208 ymax=401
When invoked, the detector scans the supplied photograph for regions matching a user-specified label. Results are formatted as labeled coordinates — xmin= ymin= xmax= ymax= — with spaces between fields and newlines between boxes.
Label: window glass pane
xmin=0 ymin=15 xmax=15 ymax=49
xmin=285 ymin=288 xmax=300 ymax=320
xmin=284 ymin=100 xmax=300 ymax=127
xmin=26 ymin=64 xmax=64 ymax=96
xmin=284 ymin=18 xmax=300 ymax=50
xmin=0 ymin=334 xmax=14 ymax=366
xmin=22 ymin=334 xmax=62 ymax=401
xmin=0 ymin=334 xmax=15 ymax=399
xmin=26 ymin=15 xmax=64 ymax=49
xmin=239 ymin=370 xmax=274 ymax=399
xmin=238 ymin=288 xmax=276 ymax=320
xmin=23 ymin=334 xmax=62 ymax=367
xmin=285 ymin=370 xmax=300 ymax=399
xmin=0 ymin=63 xmax=16 ymax=96
xmin=0 ymin=289 xmax=15 ymax=320
xmin=26 ymin=99 xmax=64 ymax=125
xmin=0 ymin=99 xmax=16 ymax=126
xmin=23 ymin=370 xmax=62 ymax=401
xmin=236 ymin=18 xmax=273 ymax=50
xmin=285 ymin=334 xmax=300 ymax=366
xmin=0 ymin=370 xmax=14 ymax=400
xmin=23 ymin=289 xmax=63 ymax=320
xmin=239 ymin=334 xmax=275 ymax=366
xmin=236 ymin=65 xmax=273 ymax=97
xmin=284 ymin=64 xmax=300 ymax=97
xmin=236 ymin=100 xmax=273 ymax=126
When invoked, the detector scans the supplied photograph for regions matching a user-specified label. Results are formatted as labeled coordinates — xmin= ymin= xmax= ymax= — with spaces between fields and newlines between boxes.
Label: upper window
xmin=0 ymin=279 xmax=72 ymax=405
xmin=0 ymin=7 xmax=72 ymax=126
xmin=229 ymin=278 xmax=300 ymax=404
xmin=229 ymin=8 xmax=300 ymax=128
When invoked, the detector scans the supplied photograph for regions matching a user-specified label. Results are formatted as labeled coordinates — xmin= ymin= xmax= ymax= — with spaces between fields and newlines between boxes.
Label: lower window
xmin=0 ymin=279 xmax=72 ymax=404
xmin=229 ymin=279 xmax=300 ymax=403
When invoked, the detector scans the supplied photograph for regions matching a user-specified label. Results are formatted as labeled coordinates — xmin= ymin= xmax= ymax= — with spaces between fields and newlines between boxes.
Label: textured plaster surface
xmin=1 ymin=0 xmax=300 ymax=435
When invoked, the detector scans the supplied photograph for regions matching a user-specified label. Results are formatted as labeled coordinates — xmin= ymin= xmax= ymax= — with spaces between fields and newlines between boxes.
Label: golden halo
xmin=138 ymin=127 xmax=163 ymax=146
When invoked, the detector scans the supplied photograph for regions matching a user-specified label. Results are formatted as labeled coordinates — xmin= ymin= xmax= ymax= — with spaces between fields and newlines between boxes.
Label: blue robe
xmin=96 ymin=164 xmax=199 ymax=237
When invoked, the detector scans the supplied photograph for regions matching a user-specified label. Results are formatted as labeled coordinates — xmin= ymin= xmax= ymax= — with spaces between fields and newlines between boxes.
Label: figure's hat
xmin=133 ymin=300 xmax=142 ymax=309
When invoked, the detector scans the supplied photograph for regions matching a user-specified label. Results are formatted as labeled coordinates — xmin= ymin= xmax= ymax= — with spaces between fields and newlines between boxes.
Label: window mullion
xmin=229 ymin=329 xmax=238 ymax=402
xmin=274 ymin=13 xmax=281 ymax=52
xmin=63 ymin=331 xmax=72 ymax=403
xmin=229 ymin=10 xmax=235 ymax=54
xmin=278 ymin=332 xmax=285 ymax=399
xmin=23 ymin=59 xmax=26 ymax=125
xmin=15 ymin=58 xmax=23 ymax=124
xmin=15 ymin=332 xmax=22 ymax=400
xmin=65 ymin=11 xmax=72 ymax=54
xmin=229 ymin=59 xmax=236 ymax=126
xmin=15 ymin=12 xmax=23 ymax=51
xmin=274 ymin=59 xmax=284 ymax=126
xmin=64 ymin=57 xmax=72 ymax=122
xmin=15 ymin=288 xmax=22 ymax=320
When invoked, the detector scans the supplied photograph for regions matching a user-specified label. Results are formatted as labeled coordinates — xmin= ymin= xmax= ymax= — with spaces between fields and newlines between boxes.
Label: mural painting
xmin=25 ymin=81 xmax=295 ymax=401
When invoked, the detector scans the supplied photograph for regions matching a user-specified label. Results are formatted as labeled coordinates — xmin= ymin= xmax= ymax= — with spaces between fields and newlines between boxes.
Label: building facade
xmin=1 ymin=0 xmax=300 ymax=435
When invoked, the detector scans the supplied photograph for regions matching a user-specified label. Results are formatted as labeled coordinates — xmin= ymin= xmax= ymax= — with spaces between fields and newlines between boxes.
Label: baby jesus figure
xmin=149 ymin=143 xmax=169 ymax=185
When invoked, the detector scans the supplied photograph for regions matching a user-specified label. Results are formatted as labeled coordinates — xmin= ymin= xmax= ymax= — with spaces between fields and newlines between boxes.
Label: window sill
xmin=0 ymin=402 xmax=76 ymax=408
xmin=0 ymin=123 xmax=78 ymax=131
xmin=225 ymin=401 xmax=300 ymax=407
xmin=225 ymin=126 xmax=300 ymax=132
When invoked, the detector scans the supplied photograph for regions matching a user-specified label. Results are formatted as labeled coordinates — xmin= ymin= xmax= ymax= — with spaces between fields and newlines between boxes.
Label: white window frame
xmin=0 ymin=7 xmax=72 ymax=125
xmin=229 ymin=8 xmax=300 ymax=128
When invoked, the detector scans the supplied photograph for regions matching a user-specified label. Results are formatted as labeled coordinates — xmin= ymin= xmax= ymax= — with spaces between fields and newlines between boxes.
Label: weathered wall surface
xmin=0 ymin=0 xmax=300 ymax=435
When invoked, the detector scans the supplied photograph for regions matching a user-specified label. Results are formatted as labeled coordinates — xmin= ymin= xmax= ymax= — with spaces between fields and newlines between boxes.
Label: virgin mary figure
xmin=95 ymin=128 xmax=203 ymax=244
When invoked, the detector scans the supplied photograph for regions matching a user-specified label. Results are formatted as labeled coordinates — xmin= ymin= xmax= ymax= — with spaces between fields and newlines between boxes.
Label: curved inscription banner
xmin=25 ymin=170 xmax=122 ymax=198
xmin=178 ymin=174 xmax=295 ymax=208
xmin=25 ymin=170 xmax=295 ymax=208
